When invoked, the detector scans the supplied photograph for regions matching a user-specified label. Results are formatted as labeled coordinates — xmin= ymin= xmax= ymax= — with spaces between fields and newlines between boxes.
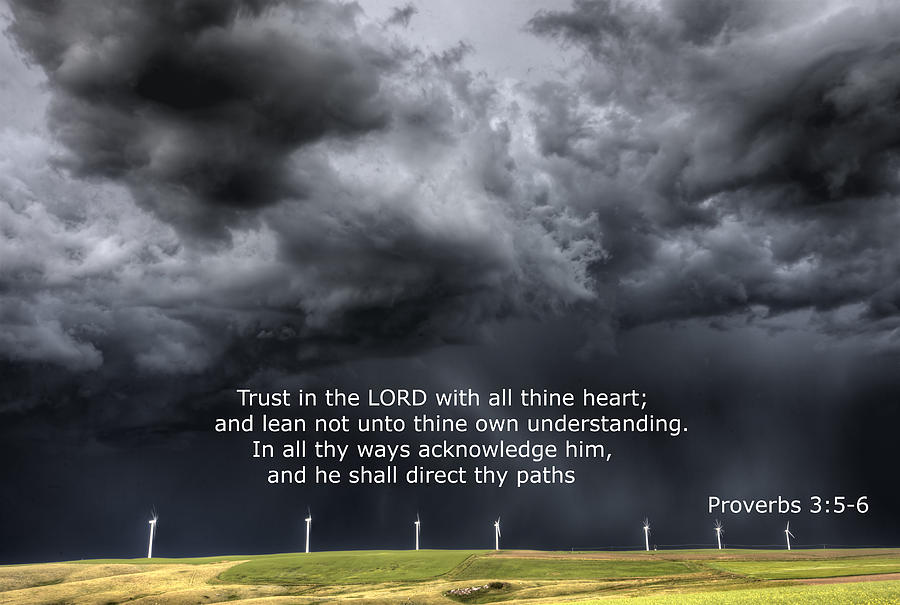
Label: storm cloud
xmin=1 ymin=0 xmax=899 ymax=399
xmin=1 ymin=0 xmax=603 ymax=384
xmin=8 ymin=0 xmax=393 ymax=230
xmin=3 ymin=0 xmax=900 ymax=384
xmin=527 ymin=0 xmax=900 ymax=331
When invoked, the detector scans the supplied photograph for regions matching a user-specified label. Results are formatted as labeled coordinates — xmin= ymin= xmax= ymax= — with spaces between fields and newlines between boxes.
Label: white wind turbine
xmin=494 ymin=517 xmax=501 ymax=551
xmin=642 ymin=518 xmax=651 ymax=552
xmin=714 ymin=520 xmax=723 ymax=550
xmin=784 ymin=522 xmax=795 ymax=551
xmin=305 ymin=508 xmax=312 ymax=554
xmin=147 ymin=512 xmax=158 ymax=559
xmin=414 ymin=513 xmax=421 ymax=551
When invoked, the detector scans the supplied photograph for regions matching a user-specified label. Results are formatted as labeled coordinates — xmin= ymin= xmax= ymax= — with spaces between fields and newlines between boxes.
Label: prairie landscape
xmin=1 ymin=548 xmax=898 ymax=604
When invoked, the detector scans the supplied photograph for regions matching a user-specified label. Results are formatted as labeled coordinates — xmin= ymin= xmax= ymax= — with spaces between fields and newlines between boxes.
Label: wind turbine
xmin=714 ymin=520 xmax=723 ymax=550
xmin=494 ymin=517 xmax=501 ymax=551
xmin=147 ymin=512 xmax=158 ymax=559
xmin=305 ymin=508 xmax=312 ymax=554
xmin=642 ymin=518 xmax=650 ymax=552
xmin=784 ymin=522 xmax=795 ymax=551
xmin=414 ymin=513 xmax=421 ymax=551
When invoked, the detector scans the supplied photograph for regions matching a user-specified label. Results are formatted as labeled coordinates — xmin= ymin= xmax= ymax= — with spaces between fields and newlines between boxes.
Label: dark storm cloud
xmin=8 ymin=0 xmax=392 ymax=235
xmin=0 ymin=1 xmax=603 ymax=391
xmin=526 ymin=0 xmax=900 ymax=329
xmin=4 ymin=0 xmax=900 ymax=391
xmin=3 ymin=0 xmax=900 ymax=395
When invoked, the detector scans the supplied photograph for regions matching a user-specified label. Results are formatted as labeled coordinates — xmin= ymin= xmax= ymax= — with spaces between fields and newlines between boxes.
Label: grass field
xmin=578 ymin=580 xmax=900 ymax=604
xmin=1 ymin=548 xmax=898 ymax=604
xmin=218 ymin=549 xmax=481 ymax=584
xmin=708 ymin=557 xmax=900 ymax=580
xmin=452 ymin=557 xmax=696 ymax=580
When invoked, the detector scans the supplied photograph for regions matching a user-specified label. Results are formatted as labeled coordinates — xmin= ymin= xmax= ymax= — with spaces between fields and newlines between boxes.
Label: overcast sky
xmin=1 ymin=0 xmax=899 ymax=562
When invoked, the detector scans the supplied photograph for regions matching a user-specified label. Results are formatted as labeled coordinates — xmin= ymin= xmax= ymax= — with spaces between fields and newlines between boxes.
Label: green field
xmin=1 ymin=548 xmax=898 ymax=604
xmin=453 ymin=556 xmax=695 ymax=580
xmin=218 ymin=549 xmax=481 ymax=584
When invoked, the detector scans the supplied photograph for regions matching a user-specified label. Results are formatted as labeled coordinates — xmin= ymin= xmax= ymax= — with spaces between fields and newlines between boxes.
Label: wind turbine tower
xmin=494 ymin=517 xmax=501 ymax=551
xmin=414 ymin=514 xmax=421 ymax=551
xmin=643 ymin=518 xmax=650 ymax=552
xmin=714 ymin=520 xmax=723 ymax=550
xmin=784 ymin=522 xmax=795 ymax=551
xmin=147 ymin=514 xmax=158 ymax=559
xmin=305 ymin=509 xmax=312 ymax=554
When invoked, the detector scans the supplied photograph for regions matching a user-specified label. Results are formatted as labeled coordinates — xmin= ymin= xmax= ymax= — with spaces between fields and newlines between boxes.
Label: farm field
xmin=0 ymin=548 xmax=898 ymax=604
